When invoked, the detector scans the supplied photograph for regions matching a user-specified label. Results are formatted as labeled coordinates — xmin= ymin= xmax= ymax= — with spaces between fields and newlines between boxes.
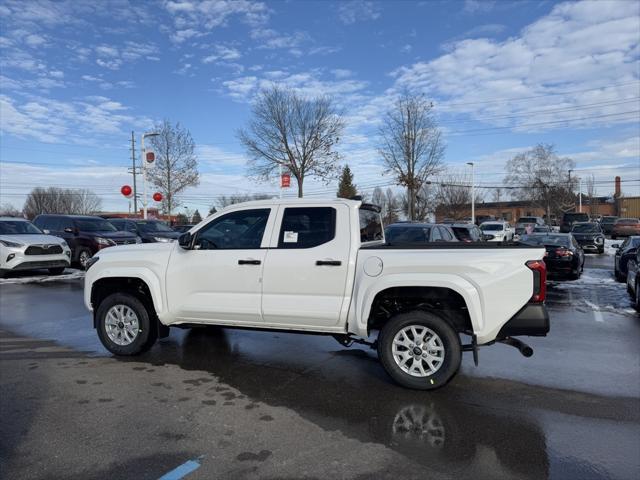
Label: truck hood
xmin=99 ymin=242 xmax=174 ymax=256
xmin=0 ymin=234 xmax=68 ymax=246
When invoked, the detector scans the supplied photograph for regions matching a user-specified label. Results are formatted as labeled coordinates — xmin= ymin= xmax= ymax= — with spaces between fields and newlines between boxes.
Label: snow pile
xmin=603 ymin=238 xmax=621 ymax=256
xmin=0 ymin=270 xmax=84 ymax=285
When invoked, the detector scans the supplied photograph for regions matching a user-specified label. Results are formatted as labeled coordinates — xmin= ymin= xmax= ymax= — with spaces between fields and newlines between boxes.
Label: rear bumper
xmin=497 ymin=303 xmax=550 ymax=337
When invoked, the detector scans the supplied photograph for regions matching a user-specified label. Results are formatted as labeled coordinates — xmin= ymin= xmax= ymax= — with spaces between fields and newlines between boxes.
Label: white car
xmin=0 ymin=217 xmax=72 ymax=277
xmin=84 ymin=199 xmax=549 ymax=390
xmin=480 ymin=221 xmax=514 ymax=243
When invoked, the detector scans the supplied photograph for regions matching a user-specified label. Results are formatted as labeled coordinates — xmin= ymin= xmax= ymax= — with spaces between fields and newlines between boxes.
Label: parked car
xmin=533 ymin=225 xmax=552 ymax=234
xmin=0 ymin=217 xmax=71 ymax=277
xmin=626 ymin=250 xmax=640 ymax=310
xmin=384 ymin=223 xmax=458 ymax=245
xmin=109 ymin=218 xmax=180 ymax=243
xmin=613 ymin=236 xmax=640 ymax=282
xmin=570 ymin=222 xmax=605 ymax=254
xmin=479 ymin=221 xmax=514 ymax=243
xmin=519 ymin=233 xmax=584 ymax=279
xmin=33 ymin=214 xmax=140 ymax=269
xmin=173 ymin=224 xmax=195 ymax=233
xmin=450 ymin=223 xmax=484 ymax=242
xmin=560 ymin=212 xmax=590 ymax=233
xmin=84 ymin=198 xmax=549 ymax=390
xmin=599 ymin=216 xmax=619 ymax=235
xmin=611 ymin=218 xmax=640 ymax=239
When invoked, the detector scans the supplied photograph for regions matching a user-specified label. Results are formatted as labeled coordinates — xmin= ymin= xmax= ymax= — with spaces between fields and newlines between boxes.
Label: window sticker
xmin=283 ymin=231 xmax=298 ymax=243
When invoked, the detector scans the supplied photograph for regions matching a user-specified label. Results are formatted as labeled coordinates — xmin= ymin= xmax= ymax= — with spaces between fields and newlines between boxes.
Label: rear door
xmin=261 ymin=204 xmax=351 ymax=329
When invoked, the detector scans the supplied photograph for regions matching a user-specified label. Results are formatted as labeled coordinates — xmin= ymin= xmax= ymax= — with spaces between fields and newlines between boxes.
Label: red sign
xmin=146 ymin=151 xmax=155 ymax=163
xmin=152 ymin=192 xmax=163 ymax=202
xmin=281 ymin=173 xmax=291 ymax=188
xmin=120 ymin=185 xmax=133 ymax=198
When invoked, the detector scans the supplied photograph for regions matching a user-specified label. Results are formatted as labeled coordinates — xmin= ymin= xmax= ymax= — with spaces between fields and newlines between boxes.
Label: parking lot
xmin=1 ymin=252 xmax=639 ymax=480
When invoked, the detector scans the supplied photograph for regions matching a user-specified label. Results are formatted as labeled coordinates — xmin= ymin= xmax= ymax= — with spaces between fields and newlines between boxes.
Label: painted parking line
xmin=158 ymin=457 xmax=203 ymax=480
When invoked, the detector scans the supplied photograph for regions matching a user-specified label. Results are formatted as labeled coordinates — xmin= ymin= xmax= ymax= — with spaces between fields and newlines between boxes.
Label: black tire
xmin=378 ymin=310 xmax=461 ymax=390
xmin=96 ymin=293 xmax=157 ymax=356
xmin=598 ymin=247 xmax=604 ymax=255
xmin=48 ymin=267 xmax=66 ymax=275
xmin=77 ymin=248 xmax=92 ymax=270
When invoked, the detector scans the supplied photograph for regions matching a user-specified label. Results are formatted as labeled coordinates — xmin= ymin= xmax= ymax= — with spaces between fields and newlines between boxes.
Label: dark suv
xmin=108 ymin=218 xmax=180 ymax=243
xmin=33 ymin=214 xmax=139 ymax=268
xmin=560 ymin=212 xmax=589 ymax=233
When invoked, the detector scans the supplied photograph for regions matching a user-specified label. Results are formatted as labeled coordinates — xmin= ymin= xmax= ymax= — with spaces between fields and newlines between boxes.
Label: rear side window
xmin=110 ymin=220 xmax=126 ymax=231
xmin=278 ymin=207 xmax=336 ymax=249
xmin=439 ymin=227 xmax=454 ymax=241
xmin=359 ymin=208 xmax=383 ymax=242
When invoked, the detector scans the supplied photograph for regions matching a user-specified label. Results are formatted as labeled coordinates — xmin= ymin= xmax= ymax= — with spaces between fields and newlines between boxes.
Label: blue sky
xmin=1 ymin=0 xmax=639 ymax=213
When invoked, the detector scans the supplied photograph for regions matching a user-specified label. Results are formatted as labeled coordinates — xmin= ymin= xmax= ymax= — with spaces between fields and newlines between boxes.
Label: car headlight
xmin=0 ymin=239 xmax=23 ymax=248
xmin=60 ymin=240 xmax=69 ymax=248
xmin=154 ymin=236 xmax=172 ymax=243
xmin=96 ymin=237 xmax=115 ymax=246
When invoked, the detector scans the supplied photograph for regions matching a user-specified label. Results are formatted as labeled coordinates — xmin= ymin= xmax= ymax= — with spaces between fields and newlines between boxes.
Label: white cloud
xmin=392 ymin=0 xmax=640 ymax=132
xmin=250 ymin=28 xmax=308 ymax=50
xmin=338 ymin=1 xmax=381 ymax=25
xmin=24 ymin=34 xmax=47 ymax=47
xmin=202 ymin=45 xmax=242 ymax=63
xmin=463 ymin=0 xmax=496 ymax=14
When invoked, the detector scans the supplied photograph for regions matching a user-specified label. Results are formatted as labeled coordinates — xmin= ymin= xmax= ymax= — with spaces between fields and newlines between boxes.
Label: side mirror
xmin=178 ymin=232 xmax=192 ymax=249
xmin=64 ymin=227 xmax=75 ymax=234
xmin=42 ymin=229 xmax=50 ymax=234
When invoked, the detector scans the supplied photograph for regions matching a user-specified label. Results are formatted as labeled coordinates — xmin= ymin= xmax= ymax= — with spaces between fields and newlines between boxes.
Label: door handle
xmin=316 ymin=260 xmax=342 ymax=266
xmin=238 ymin=259 xmax=261 ymax=265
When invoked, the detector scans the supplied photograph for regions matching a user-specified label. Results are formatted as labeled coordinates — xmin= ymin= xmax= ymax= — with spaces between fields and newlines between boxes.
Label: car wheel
xmin=378 ymin=310 xmax=461 ymax=390
xmin=598 ymin=247 xmax=604 ymax=254
xmin=96 ymin=293 xmax=157 ymax=356
xmin=77 ymin=249 xmax=92 ymax=270
xmin=48 ymin=267 xmax=66 ymax=275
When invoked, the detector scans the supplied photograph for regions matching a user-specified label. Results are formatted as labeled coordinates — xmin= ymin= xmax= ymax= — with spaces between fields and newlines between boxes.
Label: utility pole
xmin=129 ymin=131 xmax=138 ymax=214
xmin=467 ymin=162 xmax=475 ymax=224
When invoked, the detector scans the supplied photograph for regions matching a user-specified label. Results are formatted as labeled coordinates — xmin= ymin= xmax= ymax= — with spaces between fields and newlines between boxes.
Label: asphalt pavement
xmin=0 ymin=254 xmax=638 ymax=480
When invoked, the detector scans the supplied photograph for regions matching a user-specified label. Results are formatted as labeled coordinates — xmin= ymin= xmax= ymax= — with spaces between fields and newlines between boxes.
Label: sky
xmin=0 ymin=0 xmax=639 ymax=214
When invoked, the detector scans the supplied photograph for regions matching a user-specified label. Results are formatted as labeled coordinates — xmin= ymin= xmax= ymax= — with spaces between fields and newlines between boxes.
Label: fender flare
xmin=349 ymin=273 xmax=483 ymax=338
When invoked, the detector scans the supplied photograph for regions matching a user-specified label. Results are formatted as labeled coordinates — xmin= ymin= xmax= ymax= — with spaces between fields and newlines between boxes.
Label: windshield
xmin=520 ymin=235 xmax=570 ymax=247
xmin=616 ymin=218 xmax=639 ymax=225
xmin=385 ymin=226 xmax=430 ymax=244
xmin=0 ymin=220 xmax=43 ymax=235
xmin=480 ymin=224 xmax=503 ymax=231
xmin=75 ymin=218 xmax=117 ymax=232
xmin=572 ymin=223 xmax=599 ymax=233
xmin=564 ymin=213 xmax=589 ymax=222
xmin=601 ymin=217 xmax=618 ymax=224
xmin=136 ymin=220 xmax=174 ymax=232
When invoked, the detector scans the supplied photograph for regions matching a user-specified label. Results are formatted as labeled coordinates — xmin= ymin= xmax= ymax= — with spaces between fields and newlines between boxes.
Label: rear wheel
xmin=96 ymin=293 xmax=157 ymax=355
xmin=378 ymin=310 xmax=461 ymax=390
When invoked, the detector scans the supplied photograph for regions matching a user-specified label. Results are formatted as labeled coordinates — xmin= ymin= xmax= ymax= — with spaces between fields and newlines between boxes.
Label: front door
xmin=261 ymin=205 xmax=351 ymax=329
xmin=166 ymin=208 xmax=274 ymax=324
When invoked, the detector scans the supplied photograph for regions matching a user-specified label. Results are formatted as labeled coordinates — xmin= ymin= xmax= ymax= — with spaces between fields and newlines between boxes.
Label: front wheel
xmin=96 ymin=293 xmax=157 ymax=355
xmin=378 ymin=310 xmax=461 ymax=390
xmin=77 ymin=248 xmax=92 ymax=270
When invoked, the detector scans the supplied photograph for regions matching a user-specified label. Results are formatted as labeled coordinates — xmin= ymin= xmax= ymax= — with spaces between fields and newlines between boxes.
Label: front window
xmin=0 ymin=220 xmax=43 ymax=234
xmin=571 ymin=223 xmax=600 ymax=233
xmin=135 ymin=220 xmax=174 ymax=233
xmin=480 ymin=224 xmax=503 ymax=231
xmin=195 ymin=209 xmax=270 ymax=250
xmin=74 ymin=218 xmax=118 ymax=232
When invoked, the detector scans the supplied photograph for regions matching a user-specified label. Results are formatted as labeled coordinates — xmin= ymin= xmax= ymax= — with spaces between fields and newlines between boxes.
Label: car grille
xmin=112 ymin=238 xmax=137 ymax=245
xmin=25 ymin=244 xmax=63 ymax=255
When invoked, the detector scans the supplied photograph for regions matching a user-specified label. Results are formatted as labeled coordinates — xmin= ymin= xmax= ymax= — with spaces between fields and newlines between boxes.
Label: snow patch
xmin=0 ymin=270 xmax=84 ymax=285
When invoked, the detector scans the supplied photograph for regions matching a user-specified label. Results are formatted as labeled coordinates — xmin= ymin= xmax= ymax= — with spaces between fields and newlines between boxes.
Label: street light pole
xmin=141 ymin=132 xmax=159 ymax=219
xmin=467 ymin=162 xmax=475 ymax=224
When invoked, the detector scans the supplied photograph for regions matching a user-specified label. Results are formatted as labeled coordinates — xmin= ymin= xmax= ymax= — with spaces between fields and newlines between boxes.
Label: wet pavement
xmin=0 ymin=255 xmax=639 ymax=479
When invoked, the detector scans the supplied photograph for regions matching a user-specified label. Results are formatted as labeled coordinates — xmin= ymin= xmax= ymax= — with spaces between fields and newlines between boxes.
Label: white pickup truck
xmin=84 ymin=198 xmax=549 ymax=389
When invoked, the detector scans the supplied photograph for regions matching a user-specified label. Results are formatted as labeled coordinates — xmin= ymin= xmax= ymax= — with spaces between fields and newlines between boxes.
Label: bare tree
xmin=148 ymin=120 xmax=199 ymax=216
xmin=238 ymin=85 xmax=345 ymax=197
xmin=492 ymin=188 xmax=503 ymax=203
xmin=505 ymin=144 xmax=576 ymax=219
xmin=434 ymin=174 xmax=482 ymax=221
xmin=372 ymin=187 xmax=401 ymax=226
xmin=378 ymin=92 xmax=445 ymax=221
xmin=215 ymin=193 xmax=272 ymax=210
xmin=23 ymin=187 xmax=101 ymax=219
xmin=0 ymin=203 xmax=22 ymax=217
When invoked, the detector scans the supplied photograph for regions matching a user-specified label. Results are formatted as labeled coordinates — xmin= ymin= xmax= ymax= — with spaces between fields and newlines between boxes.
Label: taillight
xmin=555 ymin=248 xmax=573 ymax=257
xmin=526 ymin=260 xmax=546 ymax=303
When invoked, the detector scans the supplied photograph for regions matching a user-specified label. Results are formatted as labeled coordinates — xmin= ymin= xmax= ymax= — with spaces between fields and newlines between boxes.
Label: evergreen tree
xmin=192 ymin=209 xmax=202 ymax=223
xmin=337 ymin=165 xmax=357 ymax=198
xmin=209 ymin=205 xmax=217 ymax=215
